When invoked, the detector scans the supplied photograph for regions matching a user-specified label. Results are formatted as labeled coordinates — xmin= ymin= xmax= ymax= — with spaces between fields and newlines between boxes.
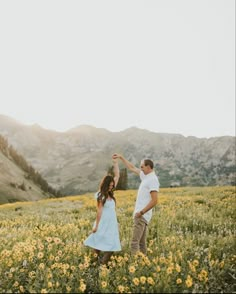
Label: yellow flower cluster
xmin=0 ymin=186 xmax=234 ymax=293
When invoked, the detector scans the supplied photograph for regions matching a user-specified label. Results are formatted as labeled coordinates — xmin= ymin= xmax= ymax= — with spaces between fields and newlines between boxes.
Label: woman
xmin=84 ymin=157 xmax=121 ymax=265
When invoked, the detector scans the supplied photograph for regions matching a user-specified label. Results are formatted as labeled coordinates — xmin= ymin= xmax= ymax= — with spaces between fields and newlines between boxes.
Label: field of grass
xmin=0 ymin=186 xmax=235 ymax=293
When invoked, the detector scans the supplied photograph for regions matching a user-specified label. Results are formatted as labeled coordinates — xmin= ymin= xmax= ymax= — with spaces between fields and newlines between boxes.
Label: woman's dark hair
xmin=97 ymin=175 xmax=116 ymax=205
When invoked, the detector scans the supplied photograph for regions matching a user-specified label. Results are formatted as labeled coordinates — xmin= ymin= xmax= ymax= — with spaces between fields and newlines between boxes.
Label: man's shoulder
xmin=147 ymin=172 xmax=160 ymax=185
xmin=149 ymin=171 xmax=158 ymax=179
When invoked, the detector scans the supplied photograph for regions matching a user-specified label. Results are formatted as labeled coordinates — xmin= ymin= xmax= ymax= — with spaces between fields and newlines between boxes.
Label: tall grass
xmin=0 ymin=186 xmax=235 ymax=293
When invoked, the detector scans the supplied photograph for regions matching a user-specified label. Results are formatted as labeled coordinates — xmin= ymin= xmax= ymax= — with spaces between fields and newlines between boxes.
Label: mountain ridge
xmin=0 ymin=114 xmax=235 ymax=197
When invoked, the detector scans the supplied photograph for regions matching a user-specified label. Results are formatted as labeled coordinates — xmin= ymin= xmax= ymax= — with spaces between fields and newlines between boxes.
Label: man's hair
xmin=144 ymin=159 xmax=154 ymax=169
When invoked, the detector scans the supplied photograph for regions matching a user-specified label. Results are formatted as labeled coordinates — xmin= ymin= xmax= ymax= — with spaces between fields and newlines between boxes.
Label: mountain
xmin=0 ymin=114 xmax=235 ymax=195
xmin=0 ymin=134 xmax=60 ymax=204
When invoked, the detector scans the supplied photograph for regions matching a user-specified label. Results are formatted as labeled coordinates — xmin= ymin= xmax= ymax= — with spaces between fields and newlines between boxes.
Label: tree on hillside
xmin=0 ymin=134 xmax=62 ymax=197
xmin=0 ymin=134 xmax=9 ymax=156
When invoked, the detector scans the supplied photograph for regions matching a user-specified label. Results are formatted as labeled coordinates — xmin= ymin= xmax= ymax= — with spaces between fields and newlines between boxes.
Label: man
xmin=112 ymin=153 xmax=160 ymax=255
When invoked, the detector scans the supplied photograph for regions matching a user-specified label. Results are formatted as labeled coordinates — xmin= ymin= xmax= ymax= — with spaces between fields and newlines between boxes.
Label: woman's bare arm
xmin=93 ymin=200 xmax=103 ymax=233
xmin=112 ymin=158 xmax=120 ymax=187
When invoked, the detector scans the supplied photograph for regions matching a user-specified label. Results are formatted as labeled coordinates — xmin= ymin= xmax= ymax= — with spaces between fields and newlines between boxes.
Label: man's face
xmin=140 ymin=160 xmax=150 ymax=175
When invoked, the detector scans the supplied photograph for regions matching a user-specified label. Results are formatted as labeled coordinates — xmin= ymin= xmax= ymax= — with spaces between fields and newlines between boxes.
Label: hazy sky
xmin=0 ymin=0 xmax=235 ymax=138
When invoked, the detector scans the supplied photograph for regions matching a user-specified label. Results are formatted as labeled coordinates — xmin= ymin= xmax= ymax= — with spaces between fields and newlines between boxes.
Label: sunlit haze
xmin=0 ymin=0 xmax=235 ymax=138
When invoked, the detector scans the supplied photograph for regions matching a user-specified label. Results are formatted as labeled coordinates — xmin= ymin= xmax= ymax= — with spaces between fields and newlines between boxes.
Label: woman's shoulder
xmin=94 ymin=191 xmax=100 ymax=199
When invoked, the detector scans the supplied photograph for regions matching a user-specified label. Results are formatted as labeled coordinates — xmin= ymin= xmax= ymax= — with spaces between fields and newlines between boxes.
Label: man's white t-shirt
xmin=133 ymin=170 xmax=160 ymax=223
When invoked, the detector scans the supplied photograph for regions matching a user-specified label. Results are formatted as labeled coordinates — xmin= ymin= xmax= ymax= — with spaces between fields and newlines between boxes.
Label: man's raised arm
xmin=112 ymin=153 xmax=140 ymax=176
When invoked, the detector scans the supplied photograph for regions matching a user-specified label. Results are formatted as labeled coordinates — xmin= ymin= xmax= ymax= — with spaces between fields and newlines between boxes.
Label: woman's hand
xmin=92 ymin=227 xmax=97 ymax=233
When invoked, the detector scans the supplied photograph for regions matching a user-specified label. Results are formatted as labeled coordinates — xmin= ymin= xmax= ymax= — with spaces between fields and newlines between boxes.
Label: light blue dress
xmin=84 ymin=192 xmax=121 ymax=251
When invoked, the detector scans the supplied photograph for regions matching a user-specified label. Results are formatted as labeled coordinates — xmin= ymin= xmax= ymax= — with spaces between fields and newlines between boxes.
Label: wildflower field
xmin=0 ymin=186 xmax=235 ymax=293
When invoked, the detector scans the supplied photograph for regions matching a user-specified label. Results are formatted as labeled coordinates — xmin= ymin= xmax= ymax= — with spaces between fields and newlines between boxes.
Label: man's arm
xmin=112 ymin=153 xmax=140 ymax=176
xmin=135 ymin=191 xmax=158 ymax=218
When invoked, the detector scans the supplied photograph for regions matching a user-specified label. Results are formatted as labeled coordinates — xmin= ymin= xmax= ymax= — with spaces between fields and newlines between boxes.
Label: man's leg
xmin=139 ymin=221 xmax=148 ymax=255
xmin=131 ymin=217 xmax=147 ymax=255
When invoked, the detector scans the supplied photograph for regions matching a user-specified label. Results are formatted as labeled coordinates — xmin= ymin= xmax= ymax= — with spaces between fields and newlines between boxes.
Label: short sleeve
xmin=148 ymin=177 xmax=160 ymax=192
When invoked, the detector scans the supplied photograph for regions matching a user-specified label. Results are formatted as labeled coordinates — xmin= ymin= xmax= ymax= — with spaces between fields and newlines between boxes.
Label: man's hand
xmin=112 ymin=153 xmax=140 ymax=176
xmin=135 ymin=211 xmax=143 ymax=218
xmin=112 ymin=153 xmax=121 ymax=160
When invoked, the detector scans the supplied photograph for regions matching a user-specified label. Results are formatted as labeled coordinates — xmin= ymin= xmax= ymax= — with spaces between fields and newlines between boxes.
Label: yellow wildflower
xmin=66 ymin=285 xmax=71 ymax=292
xmin=38 ymin=244 xmax=44 ymax=250
xmin=147 ymin=277 xmax=155 ymax=285
xmin=219 ymin=261 xmax=224 ymax=268
xmin=79 ymin=283 xmax=86 ymax=292
xmin=28 ymin=271 xmax=36 ymax=278
xmin=46 ymin=237 xmax=52 ymax=243
xmin=117 ymin=256 xmax=123 ymax=263
xmin=71 ymin=265 xmax=76 ymax=271
xmin=54 ymin=237 xmax=61 ymax=244
xmin=185 ymin=275 xmax=193 ymax=288
xmin=200 ymin=269 xmax=208 ymax=277
xmin=64 ymin=263 xmax=70 ymax=270
xmin=37 ymin=252 xmax=44 ymax=259
xmin=13 ymin=281 xmax=19 ymax=287
xmin=129 ymin=266 xmax=136 ymax=273
xmin=190 ymin=264 xmax=196 ymax=272
xmin=79 ymin=263 xmax=84 ymax=270
xmin=176 ymin=278 xmax=182 ymax=284
xmin=210 ymin=260 xmax=215 ymax=267
xmin=39 ymin=263 xmax=45 ymax=270
xmin=133 ymin=277 xmax=140 ymax=286
xmin=101 ymin=281 xmax=107 ymax=288
xmin=176 ymin=264 xmax=181 ymax=272
xmin=140 ymin=276 xmax=146 ymax=284
xmin=159 ymin=256 xmax=166 ymax=264
xmin=118 ymin=285 xmax=125 ymax=293
xmin=149 ymin=239 xmax=154 ymax=246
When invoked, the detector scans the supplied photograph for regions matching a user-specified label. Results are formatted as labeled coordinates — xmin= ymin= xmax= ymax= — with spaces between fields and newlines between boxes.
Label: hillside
xmin=0 ymin=135 xmax=60 ymax=204
xmin=0 ymin=114 xmax=235 ymax=195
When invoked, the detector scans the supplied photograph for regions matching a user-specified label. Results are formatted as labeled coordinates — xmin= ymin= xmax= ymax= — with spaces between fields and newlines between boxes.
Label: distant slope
xmin=0 ymin=135 xmax=60 ymax=204
xmin=0 ymin=114 xmax=235 ymax=195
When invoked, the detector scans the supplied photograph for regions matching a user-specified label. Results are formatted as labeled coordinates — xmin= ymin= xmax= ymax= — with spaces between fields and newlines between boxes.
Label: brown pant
xmin=131 ymin=216 xmax=148 ymax=255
